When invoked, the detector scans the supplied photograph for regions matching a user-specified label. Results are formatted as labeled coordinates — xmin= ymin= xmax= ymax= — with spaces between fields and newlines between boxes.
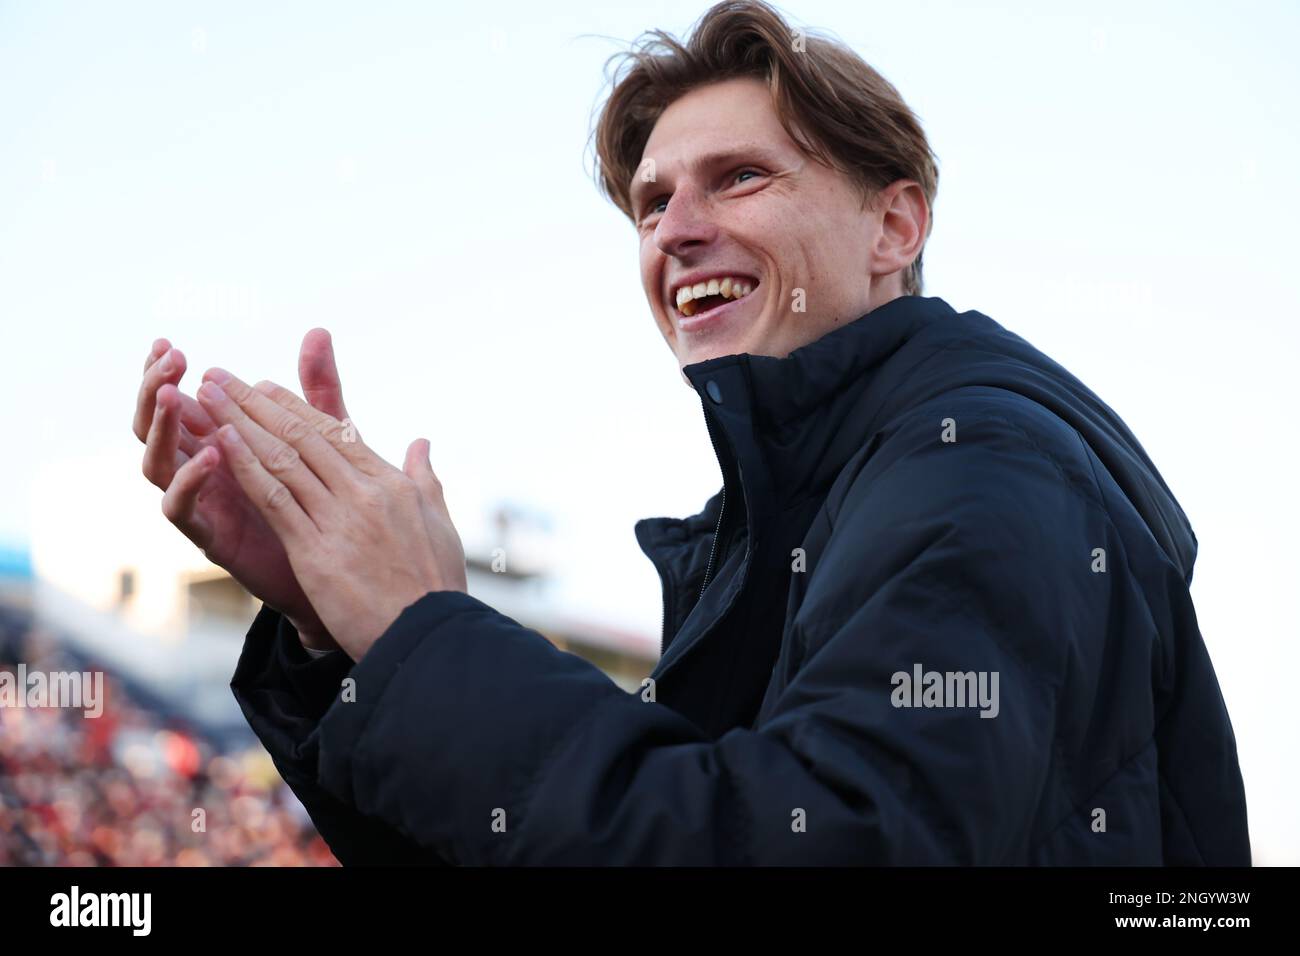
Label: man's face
xmin=633 ymin=76 xmax=909 ymax=374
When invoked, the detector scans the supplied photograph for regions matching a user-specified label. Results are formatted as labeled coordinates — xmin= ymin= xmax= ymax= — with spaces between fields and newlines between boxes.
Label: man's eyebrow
xmin=629 ymin=144 xmax=785 ymax=207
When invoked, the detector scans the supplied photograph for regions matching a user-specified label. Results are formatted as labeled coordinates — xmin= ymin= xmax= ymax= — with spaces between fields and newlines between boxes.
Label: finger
xmin=299 ymin=328 xmax=350 ymax=421
xmin=248 ymin=377 xmax=387 ymax=478
xmin=136 ymin=343 xmax=221 ymax=448
xmin=197 ymin=376 xmax=340 ymax=515
xmin=175 ymin=390 xmax=219 ymax=442
xmin=142 ymin=384 xmax=187 ymax=490
xmin=403 ymin=438 xmax=447 ymax=512
xmin=145 ymin=338 xmax=171 ymax=373
xmin=134 ymin=346 xmax=188 ymax=442
xmin=160 ymin=445 xmax=219 ymax=549
xmin=214 ymin=423 xmax=317 ymax=546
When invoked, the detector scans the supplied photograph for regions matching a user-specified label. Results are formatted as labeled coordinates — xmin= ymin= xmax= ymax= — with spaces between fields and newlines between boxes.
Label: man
xmin=132 ymin=0 xmax=1248 ymax=864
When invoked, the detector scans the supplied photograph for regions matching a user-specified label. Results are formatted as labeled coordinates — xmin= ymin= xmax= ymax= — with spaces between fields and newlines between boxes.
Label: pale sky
xmin=2 ymin=0 xmax=1297 ymax=862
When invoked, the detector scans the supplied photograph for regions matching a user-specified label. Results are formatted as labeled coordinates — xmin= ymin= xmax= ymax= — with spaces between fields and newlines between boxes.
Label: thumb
xmin=404 ymin=438 xmax=445 ymax=508
xmin=299 ymin=327 xmax=350 ymax=420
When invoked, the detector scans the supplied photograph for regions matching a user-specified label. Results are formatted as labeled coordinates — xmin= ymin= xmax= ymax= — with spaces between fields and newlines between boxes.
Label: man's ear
xmin=870 ymin=179 xmax=929 ymax=281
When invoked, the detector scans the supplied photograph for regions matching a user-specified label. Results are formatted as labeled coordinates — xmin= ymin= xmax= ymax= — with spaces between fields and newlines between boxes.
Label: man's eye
xmin=639 ymin=197 xmax=668 ymax=223
xmin=640 ymin=170 xmax=761 ymax=224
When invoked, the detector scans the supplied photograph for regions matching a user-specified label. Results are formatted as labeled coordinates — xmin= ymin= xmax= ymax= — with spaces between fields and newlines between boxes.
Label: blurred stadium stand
xmin=1 ymin=575 xmax=338 ymax=865
xmin=1 ymin=497 xmax=656 ymax=865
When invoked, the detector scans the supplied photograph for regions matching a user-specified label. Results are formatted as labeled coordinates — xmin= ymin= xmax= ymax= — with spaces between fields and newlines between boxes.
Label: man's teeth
xmin=675 ymin=277 xmax=755 ymax=317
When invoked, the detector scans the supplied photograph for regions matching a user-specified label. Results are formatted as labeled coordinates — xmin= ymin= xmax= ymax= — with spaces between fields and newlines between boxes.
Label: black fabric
xmin=231 ymin=294 xmax=1249 ymax=864
xmin=231 ymin=606 xmax=449 ymax=865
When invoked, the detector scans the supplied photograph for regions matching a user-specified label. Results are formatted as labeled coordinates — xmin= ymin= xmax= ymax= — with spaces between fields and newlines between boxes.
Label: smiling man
xmin=630 ymin=77 xmax=927 ymax=373
xmin=133 ymin=0 xmax=1249 ymax=864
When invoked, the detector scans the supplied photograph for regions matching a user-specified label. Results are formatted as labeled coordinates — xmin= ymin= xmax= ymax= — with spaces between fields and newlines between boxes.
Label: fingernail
xmin=218 ymin=424 xmax=241 ymax=445
xmin=159 ymin=351 xmax=174 ymax=374
xmin=206 ymin=367 xmax=232 ymax=385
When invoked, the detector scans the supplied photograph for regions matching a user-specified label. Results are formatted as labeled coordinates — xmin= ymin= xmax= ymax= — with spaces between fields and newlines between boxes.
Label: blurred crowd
xmin=0 ymin=601 xmax=337 ymax=866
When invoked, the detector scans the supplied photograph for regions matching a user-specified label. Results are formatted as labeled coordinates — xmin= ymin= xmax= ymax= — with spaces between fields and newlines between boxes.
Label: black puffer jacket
xmin=232 ymin=294 xmax=1250 ymax=865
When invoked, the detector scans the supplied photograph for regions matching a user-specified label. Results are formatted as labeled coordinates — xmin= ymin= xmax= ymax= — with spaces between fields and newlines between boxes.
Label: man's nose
xmin=654 ymin=185 xmax=718 ymax=258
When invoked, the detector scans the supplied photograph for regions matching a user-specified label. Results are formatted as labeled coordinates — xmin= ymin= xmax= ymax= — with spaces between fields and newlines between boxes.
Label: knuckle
xmin=356 ymin=479 xmax=386 ymax=508
xmin=278 ymin=414 xmax=311 ymax=445
xmin=264 ymin=481 xmax=295 ymax=513
xmin=265 ymin=441 xmax=300 ymax=475
xmin=320 ymin=418 xmax=345 ymax=444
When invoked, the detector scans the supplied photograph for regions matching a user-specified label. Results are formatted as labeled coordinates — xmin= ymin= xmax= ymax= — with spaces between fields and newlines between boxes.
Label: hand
xmin=194 ymin=368 xmax=468 ymax=661
xmin=134 ymin=330 xmax=353 ymax=651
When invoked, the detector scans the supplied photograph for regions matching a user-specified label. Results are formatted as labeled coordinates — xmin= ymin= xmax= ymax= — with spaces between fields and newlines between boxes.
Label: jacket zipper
xmin=699 ymin=487 xmax=726 ymax=601
xmin=658 ymin=574 xmax=672 ymax=656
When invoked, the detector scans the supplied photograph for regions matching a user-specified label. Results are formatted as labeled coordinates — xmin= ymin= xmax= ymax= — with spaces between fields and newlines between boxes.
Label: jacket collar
xmin=635 ymin=294 xmax=959 ymax=582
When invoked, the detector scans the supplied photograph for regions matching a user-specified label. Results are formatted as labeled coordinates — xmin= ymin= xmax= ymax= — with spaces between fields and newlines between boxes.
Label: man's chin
xmin=675 ymin=334 xmax=748 ymax=371
xmin=677 ymin=348 xmax=723 ymax=378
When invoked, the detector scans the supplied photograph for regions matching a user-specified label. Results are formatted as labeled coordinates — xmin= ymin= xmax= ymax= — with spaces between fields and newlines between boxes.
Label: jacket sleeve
xmin=230 ymin=605 xmax=451 ymax=865
xmin=311 ymin=408 xmax=1111 ymax=864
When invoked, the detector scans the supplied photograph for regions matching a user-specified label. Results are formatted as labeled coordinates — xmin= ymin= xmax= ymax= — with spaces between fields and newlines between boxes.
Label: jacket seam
xmin=1031 ymin=734 xmax=1158 ymax=854
xmin=1071 ymin=429 xmax=1170 ymax=660
xmin=980 ymin=412 xmax=1106 ymax=514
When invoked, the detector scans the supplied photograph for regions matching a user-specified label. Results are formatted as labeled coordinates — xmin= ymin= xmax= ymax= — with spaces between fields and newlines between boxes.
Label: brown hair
xmin=591 ymin=0 xmax=939 ymax=296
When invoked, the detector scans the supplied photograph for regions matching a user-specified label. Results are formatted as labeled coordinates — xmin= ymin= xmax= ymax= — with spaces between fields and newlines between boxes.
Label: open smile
xmin=669 ymin=274 xmax=760 ymax=334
